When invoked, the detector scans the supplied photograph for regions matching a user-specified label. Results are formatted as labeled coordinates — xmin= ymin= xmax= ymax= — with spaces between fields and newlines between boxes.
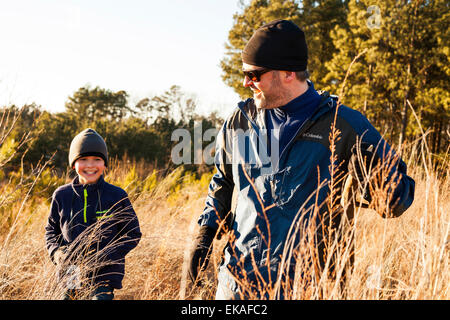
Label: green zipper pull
xmin=83 ymin=188 xmax=88 ymax=223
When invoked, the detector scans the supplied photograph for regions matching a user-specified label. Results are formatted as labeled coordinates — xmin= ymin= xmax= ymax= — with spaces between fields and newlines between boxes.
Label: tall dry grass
xmin=0 ymin=107 xmax=448 ymax=300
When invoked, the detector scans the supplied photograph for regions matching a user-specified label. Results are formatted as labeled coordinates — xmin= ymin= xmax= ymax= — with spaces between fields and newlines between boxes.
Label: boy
xmin=45 ymin=128 xmax=142 ymax=300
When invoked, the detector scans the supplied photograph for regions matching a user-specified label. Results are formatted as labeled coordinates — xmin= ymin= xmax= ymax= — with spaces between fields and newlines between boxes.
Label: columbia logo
xmin=303 ymin=133 xmax=323 ymax=140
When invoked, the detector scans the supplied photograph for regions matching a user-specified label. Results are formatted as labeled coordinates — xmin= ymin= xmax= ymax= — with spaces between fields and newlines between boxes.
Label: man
xmin=188 ymin=19 xmax=415 ymax=299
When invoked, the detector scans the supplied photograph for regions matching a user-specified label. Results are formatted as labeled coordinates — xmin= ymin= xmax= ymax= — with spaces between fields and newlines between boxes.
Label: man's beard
xmin=254 ymin=71 xmax=290 ymax=109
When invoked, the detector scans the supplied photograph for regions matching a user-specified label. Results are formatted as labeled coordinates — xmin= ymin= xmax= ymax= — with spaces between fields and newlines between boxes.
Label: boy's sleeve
xmin=113 ymin=191 xmax=142 ymax=257
xmin=198 ymin=121 xmax=235 ymax=231
xmin=45 ymin=191 xmax=64 ymax=262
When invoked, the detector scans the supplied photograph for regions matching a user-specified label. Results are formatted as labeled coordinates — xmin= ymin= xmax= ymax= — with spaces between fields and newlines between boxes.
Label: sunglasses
xmin=242 ymin=68 xmax=272 ymax=82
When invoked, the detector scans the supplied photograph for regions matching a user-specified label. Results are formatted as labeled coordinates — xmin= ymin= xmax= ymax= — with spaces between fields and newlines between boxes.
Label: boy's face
xmin=74 ymin=156 xmax=106 ymax=184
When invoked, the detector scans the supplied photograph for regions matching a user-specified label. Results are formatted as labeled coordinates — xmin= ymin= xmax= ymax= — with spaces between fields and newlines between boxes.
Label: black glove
xmin=349 ymin=143 xmax=379 ymax=202
xmin=187 ymin=225 xmax=216 ymax=284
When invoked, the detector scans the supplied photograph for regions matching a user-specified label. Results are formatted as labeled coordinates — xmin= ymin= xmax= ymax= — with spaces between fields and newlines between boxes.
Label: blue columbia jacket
xmin=45 ymin=175 xmax=141 ymax=289
xmin=199 ymin=89 xmax=415 ymax=299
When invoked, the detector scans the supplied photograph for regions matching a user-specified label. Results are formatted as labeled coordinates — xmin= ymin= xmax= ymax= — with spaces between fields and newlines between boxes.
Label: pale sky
xmin=0 ymin=0 xmax=242 ymax=118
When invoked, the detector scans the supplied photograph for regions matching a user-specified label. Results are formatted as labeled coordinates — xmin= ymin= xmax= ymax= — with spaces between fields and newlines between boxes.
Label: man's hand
xmin=349 ymin=142 xmax=379 ymax=202
xmin=187 ymin=225 xmax=216 ymax=285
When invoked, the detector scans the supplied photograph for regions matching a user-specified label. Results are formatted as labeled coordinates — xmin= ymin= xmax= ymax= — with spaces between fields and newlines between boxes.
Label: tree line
xmin=0 ymin=85 xmax=222 ymax=176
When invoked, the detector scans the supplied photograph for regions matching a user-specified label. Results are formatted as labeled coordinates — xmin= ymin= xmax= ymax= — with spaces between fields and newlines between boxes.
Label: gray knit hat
xmin=69 ymin=128 xmax=108 ymax=168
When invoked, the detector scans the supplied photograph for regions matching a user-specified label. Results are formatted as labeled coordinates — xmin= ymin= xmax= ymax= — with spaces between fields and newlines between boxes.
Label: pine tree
xmin=324 ymin=0 xmax=449 ymax=152
xmin=65 ymin=86 xmax=131 ymax=125
xmin=299 ymin=0 xmax=349 ymax=89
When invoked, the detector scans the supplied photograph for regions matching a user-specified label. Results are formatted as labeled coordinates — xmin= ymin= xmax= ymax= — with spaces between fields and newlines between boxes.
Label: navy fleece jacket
xmin=45 ymin=175 xmax=141 ymax=289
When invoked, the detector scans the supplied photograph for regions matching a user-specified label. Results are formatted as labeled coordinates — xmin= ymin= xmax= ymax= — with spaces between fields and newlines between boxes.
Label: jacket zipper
xmin=276 ymin=119 xmax=312 ymax=171
xmin=83 ymin=188 xmax=88 ymax=223
xmin=238 ymin=96 xmax=334 ymax=172
xmin=276 ymin=98 xmax=335 ymax=170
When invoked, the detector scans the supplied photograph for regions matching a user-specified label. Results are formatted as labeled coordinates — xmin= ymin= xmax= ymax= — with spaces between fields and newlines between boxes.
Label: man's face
xmin=74 ymin=156 xmax=106 ymax=184
xmin=242 ymin=63 xmax=290 ymax=109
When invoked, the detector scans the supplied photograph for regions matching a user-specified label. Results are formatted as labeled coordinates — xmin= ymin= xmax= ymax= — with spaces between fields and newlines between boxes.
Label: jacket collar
xmin=71 ymin=174 xmax=105 ymax=197
xmin=238 ymin=84 xmax=336 ymax=130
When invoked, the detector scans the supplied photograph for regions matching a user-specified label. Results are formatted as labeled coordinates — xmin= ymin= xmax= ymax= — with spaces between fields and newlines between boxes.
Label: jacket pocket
xmin=269 ymin=167 xmax=290 ymax=205
xmin=271 ymin=164 xmax=317 ymax=219
xmin=241 ymin=162 xmax=274 ymax=208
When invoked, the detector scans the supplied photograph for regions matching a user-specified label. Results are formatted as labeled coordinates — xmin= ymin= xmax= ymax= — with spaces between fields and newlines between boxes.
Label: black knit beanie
xmin=69 ymin=128 xmax=108 ymax=168
xmin=242 ymin=19 xmax=308 ymax=71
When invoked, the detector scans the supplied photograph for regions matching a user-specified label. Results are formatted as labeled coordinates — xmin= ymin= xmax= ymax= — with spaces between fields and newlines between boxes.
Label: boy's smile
xmin=74 ymin=156 xmax=106 ymax=184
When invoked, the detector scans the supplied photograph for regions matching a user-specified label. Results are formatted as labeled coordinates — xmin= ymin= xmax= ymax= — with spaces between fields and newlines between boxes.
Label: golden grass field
xmin=0 ymin=143 xmax=448 ymax=300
